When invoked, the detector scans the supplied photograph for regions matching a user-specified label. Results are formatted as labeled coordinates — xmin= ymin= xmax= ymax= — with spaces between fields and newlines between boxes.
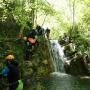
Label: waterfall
xmin=49 ymin=40 xmax=67 ymax=72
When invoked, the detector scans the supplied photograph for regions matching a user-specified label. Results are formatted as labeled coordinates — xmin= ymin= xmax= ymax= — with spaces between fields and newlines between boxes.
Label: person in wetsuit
xmin=0 ymin=54 xmax=23 ymax=90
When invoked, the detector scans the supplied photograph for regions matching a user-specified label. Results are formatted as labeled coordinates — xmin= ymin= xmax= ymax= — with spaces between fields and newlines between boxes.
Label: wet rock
xmin=59 ymin=33 xmax=70 ymax=46
xmin=64 ymin=43 xmax=76 ymax=57
xmin=64 ymin=60 xmax=71 ymax=74
xmin=69 ymin=53 xmax=89 ymax=76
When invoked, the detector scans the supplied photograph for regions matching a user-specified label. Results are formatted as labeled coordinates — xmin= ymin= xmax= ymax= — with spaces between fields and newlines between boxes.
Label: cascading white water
xmin=49 ymin=40 xmax=67 ymax=72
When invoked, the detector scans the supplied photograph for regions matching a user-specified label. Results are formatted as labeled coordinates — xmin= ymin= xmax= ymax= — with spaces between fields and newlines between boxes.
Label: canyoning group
xmin=23 ymin=25 xmax=51 ymax=60
xmin=0 ymin=23 xmax=50 ymax=90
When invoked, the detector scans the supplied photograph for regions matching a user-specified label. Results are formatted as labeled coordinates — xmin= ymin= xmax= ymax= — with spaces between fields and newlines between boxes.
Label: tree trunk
xmin=29 ymin=0 xmax=36 ymax=28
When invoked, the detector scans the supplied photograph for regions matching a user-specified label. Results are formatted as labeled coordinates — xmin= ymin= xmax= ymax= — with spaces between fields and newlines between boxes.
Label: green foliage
xmin=36 ymin=0 xmax=54 ymax=14
xmin=51 ymin=28 xmax=60 ymax=39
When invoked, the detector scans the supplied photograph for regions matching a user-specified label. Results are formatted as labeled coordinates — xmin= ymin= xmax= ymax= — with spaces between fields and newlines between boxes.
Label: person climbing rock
xmin=27 ymin=29 xmax=37 ymax=39
xmin=23 ymin=30 xmax=37 ymax=60
xmin=46 ymin=28 xmax=50 ymax=39
xmin=36 ymin=25 xmax=45 ymax=36
xmin=0 ymin=54 xmax=23 ymax=90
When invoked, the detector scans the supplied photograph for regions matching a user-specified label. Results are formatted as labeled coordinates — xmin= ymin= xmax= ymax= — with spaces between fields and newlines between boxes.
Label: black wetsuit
xmin=7 ymin=60 xmax=20 ymax=90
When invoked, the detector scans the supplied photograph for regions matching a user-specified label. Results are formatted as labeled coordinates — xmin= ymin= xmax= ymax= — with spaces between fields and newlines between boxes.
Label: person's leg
xmin=9 ymin=82 xmax=19 ymax=90
xmin=25 ymin=49 xmax=30 ymax=60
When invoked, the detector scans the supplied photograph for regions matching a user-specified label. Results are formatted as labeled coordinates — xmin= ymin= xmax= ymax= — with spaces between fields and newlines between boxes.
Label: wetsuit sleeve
xmin=1 ymin=67 xmax=10 ymax=77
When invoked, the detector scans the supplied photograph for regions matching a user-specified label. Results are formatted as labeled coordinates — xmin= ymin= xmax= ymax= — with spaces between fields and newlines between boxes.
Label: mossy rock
xmin=24 ymin=68 xmax=33 ymax=76
xmin=42 ymin=60 xmax=48 ymax=65
xmin=69 ymin=56 xmax=89 ymax=75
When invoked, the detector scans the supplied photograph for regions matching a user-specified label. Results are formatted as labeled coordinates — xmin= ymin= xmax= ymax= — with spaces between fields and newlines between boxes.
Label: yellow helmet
xmin=5 ymin=55 xmax=15 ymax=61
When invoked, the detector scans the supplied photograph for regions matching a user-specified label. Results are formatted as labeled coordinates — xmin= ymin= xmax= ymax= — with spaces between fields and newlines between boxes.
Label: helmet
xmin=5 ymin=55 xmax=15 ymax=61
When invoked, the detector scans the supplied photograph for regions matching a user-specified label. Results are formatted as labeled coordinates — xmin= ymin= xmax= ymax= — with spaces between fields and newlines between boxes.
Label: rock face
xmin=59 ymin=37 xmax=90 ymax=76
xmin=64 ymin=60 xmax=71 ymax=74
xmin=69 ymin=54 xmax=89 ymax=75
xmin=64 ymin=45 xmax=90 ymax=76
xmin=23 ymin=38 xmax=52 ymax=90
xmin=0 ymin=36 xmax=52 ymax=90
